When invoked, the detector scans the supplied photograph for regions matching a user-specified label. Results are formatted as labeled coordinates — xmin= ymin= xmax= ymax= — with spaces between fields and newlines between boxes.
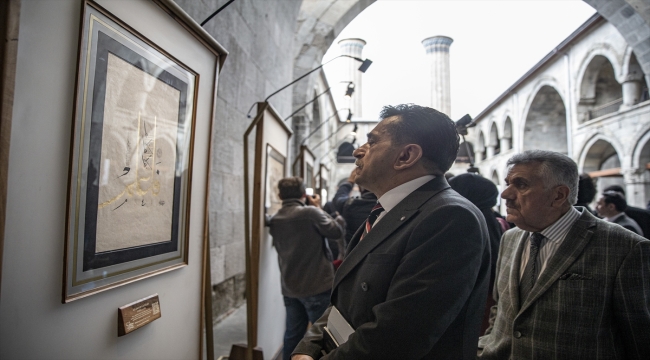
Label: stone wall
xmin=175 ymin=0 xmax=302 ymax=323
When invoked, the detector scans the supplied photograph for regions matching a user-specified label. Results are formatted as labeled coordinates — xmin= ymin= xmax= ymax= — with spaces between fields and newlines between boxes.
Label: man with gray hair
xmin=478 ymin=150 xmax=650 ymax=359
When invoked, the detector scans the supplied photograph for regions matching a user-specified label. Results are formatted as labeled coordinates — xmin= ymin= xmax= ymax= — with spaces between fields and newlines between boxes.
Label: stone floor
xmin=210 ymin=304 xmax=282 ymax=360
xmin=213 ymin=304 xmax=248 ymax=359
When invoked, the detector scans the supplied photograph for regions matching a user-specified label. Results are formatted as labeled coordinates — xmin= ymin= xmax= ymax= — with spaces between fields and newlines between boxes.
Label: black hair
xmin=379 ymin=104 xmax=459 ymax=173
xmin=602 ymin=190 xmax=627 ymax=212
xmin=577 ymin=173 xmax=597 ymax=205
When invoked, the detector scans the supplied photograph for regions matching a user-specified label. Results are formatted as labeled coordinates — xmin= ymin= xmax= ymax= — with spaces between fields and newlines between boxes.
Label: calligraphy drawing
xmin=94 ymin=53 xmax=180 ymax=253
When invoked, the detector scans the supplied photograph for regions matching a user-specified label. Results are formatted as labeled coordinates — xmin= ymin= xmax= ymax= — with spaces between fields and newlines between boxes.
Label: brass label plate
xmin=118 ymin=294 xmax=161 ymax=336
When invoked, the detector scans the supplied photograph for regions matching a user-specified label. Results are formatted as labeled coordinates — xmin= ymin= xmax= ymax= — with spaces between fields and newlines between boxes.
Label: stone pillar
xmin=422 ymin=36 xmax=453 ymax=116
xmin=475 ymin=149 xmax=485 ymax=164
xmin=623 ymin=168 xmax=649 ymax=207
xmin=339 ymin=38 xmax=366 ymax=118
xmin=621 ymin=73 xmax=643 ymax=110
xmin=500 ymin=138 xmax=511 ymax=152
xmin=486 ymin=145 xmax=495 ymax=159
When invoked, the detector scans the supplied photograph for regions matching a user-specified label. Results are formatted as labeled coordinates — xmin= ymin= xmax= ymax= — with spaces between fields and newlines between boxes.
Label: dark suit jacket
xmin=612 ymin=213 xmax=643 ymax=235
xmin=624 ymin=205 xmax=650 ymax=238
xmin=478 ymin=209 xmax=650 ymax=359
xmin=293 ymin=176 xmax=491 ymax=359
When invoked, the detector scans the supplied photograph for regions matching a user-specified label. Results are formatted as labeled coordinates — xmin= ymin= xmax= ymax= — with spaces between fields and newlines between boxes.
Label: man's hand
xmin=291 ymin=356 xmax=314 ymax=360
xmin=307 ymin=194 xmax=321 ymax=208
xmin=348 ymin=168 xmax=357 ymax=184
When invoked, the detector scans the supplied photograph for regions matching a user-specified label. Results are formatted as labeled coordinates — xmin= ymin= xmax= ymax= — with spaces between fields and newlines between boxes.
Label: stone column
xmin=623 ymin=168 xmax=649 ymax=207
xmin=500 ymin=138 xmax=511 ymax=152
xmin=339 ymin=38 xmax=366 ymax=118
xmin=621 ymin=73 xmax=643 ymax=110
xmin=422 ymin=36 xmax=453 ymax=116
xmin=475 ymin=149 xmax=485 ymax=164
xmin=486 ymin=145 xmax=495 ymax=159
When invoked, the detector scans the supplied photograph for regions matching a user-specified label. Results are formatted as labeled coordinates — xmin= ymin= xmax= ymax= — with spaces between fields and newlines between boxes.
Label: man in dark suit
xmin=604 ymin=184 xmax=650 ymax=238
xmin=292 ymin=104 xmax=491 ymax=360
xmin=596 ymin=191 xmax=643 ymax=235
xmin=478 ymin=150 xmax=650 ymax=359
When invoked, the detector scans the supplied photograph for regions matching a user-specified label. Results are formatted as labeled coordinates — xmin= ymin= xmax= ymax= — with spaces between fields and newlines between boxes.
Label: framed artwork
xmin=264 ymin=145 xmax=285 ymax=216
xmin=63 ymin=1 xmax=198 ymax=302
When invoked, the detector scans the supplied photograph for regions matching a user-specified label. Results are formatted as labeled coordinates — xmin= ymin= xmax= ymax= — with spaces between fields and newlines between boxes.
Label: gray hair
xmin=507 ymin=150 xmax=579 ymax=205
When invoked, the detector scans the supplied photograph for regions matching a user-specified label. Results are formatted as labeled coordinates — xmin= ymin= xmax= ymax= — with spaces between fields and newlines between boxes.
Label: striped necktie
xmin=360 ymin=202 xmax=384 ymax=241
xmin=519 ymin=232 xmax=544 ymax=305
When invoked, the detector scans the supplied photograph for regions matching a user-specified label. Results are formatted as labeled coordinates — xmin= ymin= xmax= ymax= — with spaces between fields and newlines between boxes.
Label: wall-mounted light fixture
xmin=344 ymin=82 xmax=355 ymax=97
xmin=245 ymin=55 xmax=372 ymax=118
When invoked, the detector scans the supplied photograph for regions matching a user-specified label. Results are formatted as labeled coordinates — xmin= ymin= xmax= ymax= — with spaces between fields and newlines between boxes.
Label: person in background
xmin=448 ymin=173 xmax=503 ymax=335
xmin=293 ymin=104 xmax=490 ymax=360
xmin=575 ymin=173 xmax=597 ymax=215
xmin=268 ymin=177 xmax=344 ymax=360
xmin=604 ymin=184 xmax=650 ymax=238
xmin=333 ymin=168 xmax=378 ymax=251
xmin=478 ymin=150 xmax=650 ymax=359
xmin=596 ymin=191 xmax=643 ymax=235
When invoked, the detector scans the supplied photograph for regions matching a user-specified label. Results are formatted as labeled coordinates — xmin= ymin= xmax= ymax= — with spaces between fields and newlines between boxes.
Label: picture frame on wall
xmin=63 ymin=0 xmax=198 ymax=302
xmin=264 ymin=144 xmax=286 ymax=216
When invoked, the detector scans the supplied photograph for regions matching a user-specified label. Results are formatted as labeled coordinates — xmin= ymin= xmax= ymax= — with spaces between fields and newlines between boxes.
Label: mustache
xmin=505 ymin=201 xmax=517 ymax=208
xmin=355 ymin=160 xmax=362 ymax=167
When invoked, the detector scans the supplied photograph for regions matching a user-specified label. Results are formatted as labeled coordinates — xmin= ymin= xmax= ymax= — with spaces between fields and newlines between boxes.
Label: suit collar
xmin=517 ymin=209 xmax=597 ymax=313
xmin=334 ymin=177 xmax=450 ymax=289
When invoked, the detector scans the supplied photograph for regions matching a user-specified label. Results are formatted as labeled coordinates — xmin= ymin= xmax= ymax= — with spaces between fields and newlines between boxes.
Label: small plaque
xmin=118 ymin=294 xmax=161 ymax=336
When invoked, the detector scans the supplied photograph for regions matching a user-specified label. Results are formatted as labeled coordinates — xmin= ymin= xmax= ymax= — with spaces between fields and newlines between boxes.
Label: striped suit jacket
xmin=478 ymin=209 xmax=650 ymax=359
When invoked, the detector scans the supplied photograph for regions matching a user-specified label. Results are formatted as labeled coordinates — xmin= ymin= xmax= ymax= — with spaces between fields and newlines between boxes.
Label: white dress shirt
xmin=373 ymin=175 xmax=436 ymax=227
xmin=519 ymin=207 xmax=582 ymax=281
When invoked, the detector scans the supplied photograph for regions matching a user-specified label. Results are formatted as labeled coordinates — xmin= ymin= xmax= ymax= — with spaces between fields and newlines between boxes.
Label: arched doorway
xmin=489 ymin=122 xmax=500 ymax=157
xmin=582 ymin=138 xmax=624 ymax=200
xmin=578 ymin=55 xmax=622 ymax=122
xmin=503 ymin=117 xmax=513 ymax=151
xmin=523 ymin=85 xmax=568 ymax=154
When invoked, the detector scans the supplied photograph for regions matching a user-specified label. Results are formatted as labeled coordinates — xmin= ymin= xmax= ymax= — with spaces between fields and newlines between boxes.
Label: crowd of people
xmin=267 ymin=103 xmax=650 ymax=360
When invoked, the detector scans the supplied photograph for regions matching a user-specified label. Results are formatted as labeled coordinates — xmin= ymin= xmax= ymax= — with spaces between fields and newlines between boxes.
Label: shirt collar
xmin=538 ymin=206 xmax=581 ymax=243
xmin=377 ymin=175 xmax=436 ymax=214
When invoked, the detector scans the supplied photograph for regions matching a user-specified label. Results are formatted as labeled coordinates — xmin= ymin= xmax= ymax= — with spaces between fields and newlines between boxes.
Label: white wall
xmin=0 ymin=1 xmax=219 ymax=358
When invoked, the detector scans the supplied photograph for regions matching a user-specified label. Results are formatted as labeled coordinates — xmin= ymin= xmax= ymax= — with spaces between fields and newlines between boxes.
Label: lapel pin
xmin=400 ymin=216 xmax=405 ymax=221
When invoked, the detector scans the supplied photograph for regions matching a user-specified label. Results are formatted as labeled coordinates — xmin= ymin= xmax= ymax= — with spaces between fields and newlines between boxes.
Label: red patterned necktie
xmin=360 ymin=202 xmax=384 ymax=241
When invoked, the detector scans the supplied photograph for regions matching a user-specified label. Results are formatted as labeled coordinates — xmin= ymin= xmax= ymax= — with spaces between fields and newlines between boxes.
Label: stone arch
xmin=621 ymin=48 xmax=649 ymax=108
xmin=503 ymin=116 xmax=513 ymax=151
xmin=583 ymin=0 xmax=650 ymax=84
xmin=490 ymin=168 xmax=500 ymax=186
xmin=522 ymin=84 xmax=568 ymax=154
xmin=576 ymin=52 xmax=622 ymax=122
xmin=477 ymin=131 xmax=486 ymax=162
xmin=489 ymin=122 xmax=500 ymax=156
xmin=632 ymin=128 xmax=650 ymax=170
xmin=290 ymin=0 xmax=376 ymax=155
xmin=578 ymin=135 xmax=625 ymax=197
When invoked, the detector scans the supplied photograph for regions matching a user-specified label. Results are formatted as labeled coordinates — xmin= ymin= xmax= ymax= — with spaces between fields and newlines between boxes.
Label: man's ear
xmin=552 ymin=185 xmax=570 ymax=207
xmin=394 ymin=144 xmax=423 ymax=170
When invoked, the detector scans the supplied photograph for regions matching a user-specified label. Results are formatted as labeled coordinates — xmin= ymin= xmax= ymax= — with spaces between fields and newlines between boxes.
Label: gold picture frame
xmin=63 ymin=0 xmax=198 ymax=302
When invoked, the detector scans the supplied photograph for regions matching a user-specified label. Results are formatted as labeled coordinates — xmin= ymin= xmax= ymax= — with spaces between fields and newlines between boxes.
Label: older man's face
xmin=501 ymin=162 xmax=557 ymax=232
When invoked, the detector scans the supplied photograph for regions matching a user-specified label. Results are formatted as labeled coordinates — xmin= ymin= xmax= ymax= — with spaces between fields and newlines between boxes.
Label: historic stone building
xmin=5 ymin=0 xmax=650 ymax=359
xmin=467 ymin=13 xmax=650 ymax=214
